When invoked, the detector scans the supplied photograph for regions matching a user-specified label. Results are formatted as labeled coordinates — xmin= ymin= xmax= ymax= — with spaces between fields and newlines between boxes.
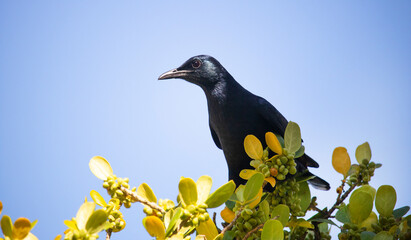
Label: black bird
xmin=158 ymin=55 xmax=330 ymax=190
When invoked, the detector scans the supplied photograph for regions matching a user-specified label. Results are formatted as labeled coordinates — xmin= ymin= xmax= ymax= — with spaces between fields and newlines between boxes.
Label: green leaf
xmin=196 ymin=218 xmax=218 ymax=240
xmin=297 ymin=181 xmax=311 ymax=212
xmin=75 ymin=202 xmax=96 ymax=230
xmin=260 ymin=200 xmax=270 ymax=222
xmin=244 ymin=135 xmax=263 ymax=160
xmin=261 ymin=219 xmax=284 ymax=240
xmin=143 ymin=216 xmax=165 ymax=239
xmin=206 ymin=180 xmax=236 ymax=208
xmin=294 ymin=145 xmax=305 ymax=158
xmin=271 ymin=204 xmax=290 ymax=227
xmin=89 ymin=156 xmax=113 ymax=180
xmin=284 ymin=121 xmax=301 ymax=154
xmin=13 ymin=217 xmax=32 ymax=239
xmin=243 ymin=172 xmax=264 ymax=202
xmin=332 ymin=147 xmax=351 ymax=177
xmin=348 ymin=191 xmax=373 ymax=224
xmin=90 ymin=190 xmax=107 ymax=207
xmin=235 ymin=185 xmax=245 ymax=203
xmin=360 ymin=231 xmax=376 ymax=240
xmin=275 ymin=134 xmax=285 ymax=148
xmin=179 ymin=177 xmax=198 ymax=206
xmin=85 ymin=209 xmax=108 ymax=234
xmin=376 ymin=185 xmax=397 ymax=217
xmin=196 ymin=176 xmax=213 ymax=204
xmin=355 ymin=142 xmax=371 ymax=164
xmin=225 ymin=198 xmax=236 ymax=211
xmin=335 ymin=204 xmax=350 ymax=224
xmin=348 ymin=164 xmax=360 ymax=176
xmin=1 ymin=215 xmax=13 ymax=238
xmin=137 ymin=183 xmax=157 ymax=204
xmin=309 ymin=218 xmax=339 ymax=228
xmin=165 ymin=207 xmax=182 ymax=237
xmin=222 ymin=230 xmax=235 ymax=240
xmin=393 ymin=206 xmax=410 ymax=219
xmin=355 ymin=185 xmax=376 ymax=201
xmin=373 ymin=231 xmax=393 ymax=240
xmin=318 ymin=222 xmax=329 ymax=233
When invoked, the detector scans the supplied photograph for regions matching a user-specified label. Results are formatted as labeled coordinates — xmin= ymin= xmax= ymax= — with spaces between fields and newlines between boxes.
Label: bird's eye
xmin=191 ymin=59 xmax=202 ymax=69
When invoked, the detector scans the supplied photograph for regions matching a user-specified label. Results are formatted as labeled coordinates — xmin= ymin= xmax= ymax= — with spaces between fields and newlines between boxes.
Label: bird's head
xmin=158 ymin=55 xmax=229 ymax=88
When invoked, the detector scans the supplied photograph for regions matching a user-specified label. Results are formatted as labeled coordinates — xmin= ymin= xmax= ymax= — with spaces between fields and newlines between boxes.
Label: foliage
xmin=0 ymin=205 xmax=38 ymax=240
xmin=1 ymin=122 xmax=410 ymax=240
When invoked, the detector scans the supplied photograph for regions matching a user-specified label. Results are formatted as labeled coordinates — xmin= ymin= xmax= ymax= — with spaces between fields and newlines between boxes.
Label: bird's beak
xmin=158 ymin=68 xmax=194 ymax=80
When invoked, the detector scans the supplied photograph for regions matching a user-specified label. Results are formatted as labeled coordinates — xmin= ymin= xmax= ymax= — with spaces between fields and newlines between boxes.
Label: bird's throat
xmin=210 ymin=81 xmax=227 ymax=104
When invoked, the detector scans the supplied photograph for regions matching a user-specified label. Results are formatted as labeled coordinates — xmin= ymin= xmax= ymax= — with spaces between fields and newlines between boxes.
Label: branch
xmin=220 ymin=211 xmax=242 ymax=235
xmin=242 ymin=216 xmax=279 ymax=240
xmin=120 ymin=186 xmax=165 ymax=214
xmin=324 ymin=182 xmax=358 ymax=219
xmin=242 ymin=223 xmax=264 ymax=240
xmin=105 ymin=229 xmax=112 ymax=240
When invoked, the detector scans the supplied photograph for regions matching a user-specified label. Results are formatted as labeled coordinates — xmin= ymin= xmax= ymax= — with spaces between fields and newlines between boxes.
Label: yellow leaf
xmin=287 ymin=218 xmax=314 ymax=229
xmin=265 ymin=132 xmax=283 ymax=155
xmin=239 ymin=169 xmax=257 ymax=180
xmin=249 ymin=187 xmax=263 ymax=208
xmin=23 ymin=232 xmax=38 ymax=240
xmin=63 ymin=220 xmax=77 ymax=230
xmin=137 ymin=183 xmax=157 ymax=204
xmin=89 ymin=156 xmax=113 ymax=180
xmin=90 ymin=190 xmax=107 ymax=207
xmin=0 ymin=201 xmax=2 ymax=215
xmin=196 ymin=218 xmax=218 ymax=240
xmin=13 ymin=218 xmax=31 ymax=240
xmin=213 ymin=234 xmax=224 ymax=240
xmin=75 ymin=202 xmax=95 ymax=230
xmin=143 ymin=216 xmax=165 ymax=239
xmin=332 ymin=147 xmax=351 ymax=177
xmin=360 ymin=211 xmax=378 ymax=231
xmin=178 ymin=177 xmax=198 ymax=206
xmin=196 ymin=176 xmax=213 ymax=204
xmin=265 ymin=177 xmax=276 ymax=188
xmin=54 ymin=235 xmax=62 ymax=240
xmin=244 ymin=135 xmax=263 ymax=160
xmin=221 ymin=207 xmax=235 ymax=223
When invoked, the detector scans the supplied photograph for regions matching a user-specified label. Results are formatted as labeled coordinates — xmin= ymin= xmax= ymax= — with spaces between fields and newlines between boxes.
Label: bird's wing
xmin=209 ymin=123 xmax=222 ymax=149
xmin=257 ymin=97 xmax=319 ymax=168
xmin=256 ymin=97 xmax=288 ymax=137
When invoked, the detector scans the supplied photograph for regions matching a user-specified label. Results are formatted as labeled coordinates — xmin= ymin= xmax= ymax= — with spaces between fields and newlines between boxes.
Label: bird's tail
xmin=299 ymin=154 xmax=319 ymax=168
xmin=307 ymin=174 xmax=330 ymax=191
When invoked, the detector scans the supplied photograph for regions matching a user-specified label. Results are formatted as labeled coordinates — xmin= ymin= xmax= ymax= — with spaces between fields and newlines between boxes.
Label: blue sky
xmin=1 ymin=1 xmax=410 ymax=239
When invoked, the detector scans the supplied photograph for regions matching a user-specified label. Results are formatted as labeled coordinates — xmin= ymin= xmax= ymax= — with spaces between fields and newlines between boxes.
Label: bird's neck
xmin=203 ymin=76 xmax=245 ymax=106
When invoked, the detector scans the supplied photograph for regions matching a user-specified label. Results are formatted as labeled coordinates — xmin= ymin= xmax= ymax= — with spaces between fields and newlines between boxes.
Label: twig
xmin=324 ymin=182 xmax=358 ymax=219
xmin=242 ymin=223 xmax=264 ymax=240
xmin=242 ymin=216 xmax=279 ymax=240
xmin=313 ymin=222 xmax=321 ymax=240
xmin=220 ymin=211 xmax=242 ymax=235
xmin=312 ymin=206 xmax=325 ymax=214
xmin=120 ymin=186 xmax=165 ymax=214
xmin=105 ymin=229 xmax=112 ymax=240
